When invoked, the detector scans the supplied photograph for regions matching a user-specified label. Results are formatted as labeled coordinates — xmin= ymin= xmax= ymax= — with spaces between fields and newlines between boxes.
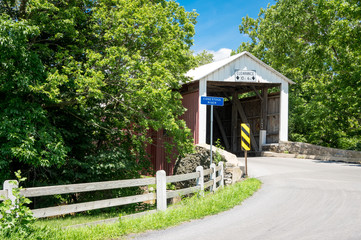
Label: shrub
xmin=0 ymin=171 xmax=35 ymax=238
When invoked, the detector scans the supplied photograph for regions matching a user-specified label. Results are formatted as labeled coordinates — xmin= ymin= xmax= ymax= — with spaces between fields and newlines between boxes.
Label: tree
xmin=195 ymin=50 xmax=214 ymax=66
xmin=236 ymin=0 xmax=361 ymax=150
xmin=0 ymin=0 xmax=197 ymax=185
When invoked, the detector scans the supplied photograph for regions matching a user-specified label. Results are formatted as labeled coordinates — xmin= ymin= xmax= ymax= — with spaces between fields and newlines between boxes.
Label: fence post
xmin=4 ymin=180 xmax=18 ymax=210
xmin=196 ymin=166 xmax=204 ymax=197
xmin=210 ymin=163 xmax=216 ymax=192
xmin=156 ymin=170 xmax=167 ymax=211
xmin=218 ymin=162 xmax=224 ymax=188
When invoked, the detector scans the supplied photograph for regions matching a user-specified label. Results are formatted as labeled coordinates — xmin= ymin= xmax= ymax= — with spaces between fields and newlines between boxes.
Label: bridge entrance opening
xmin=205 ymin=82 xmax=281 ymax=154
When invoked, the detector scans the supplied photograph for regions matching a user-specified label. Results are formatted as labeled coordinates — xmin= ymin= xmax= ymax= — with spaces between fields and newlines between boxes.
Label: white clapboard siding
xmin=166 ymin=186 xmax=201 ymax=199
xmin=166 ymin=172 xmax=199 ymax=183
xmin=32 ymin=193 xmax=156 ymax=218
xmin=21 ymin=178 xmax=156 ymax=198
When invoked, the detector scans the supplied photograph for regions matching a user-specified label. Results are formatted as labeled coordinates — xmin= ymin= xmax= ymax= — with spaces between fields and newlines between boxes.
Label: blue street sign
xmin=200 ymin=96 xmax=224 ymax=165
xmin=200 ymin=96 xmax=224 ymax=106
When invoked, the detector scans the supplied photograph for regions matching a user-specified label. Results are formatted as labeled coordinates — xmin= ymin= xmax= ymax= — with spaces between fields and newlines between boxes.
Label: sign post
xmin=241 ymin=123 xmax=251 ymax=176
xmin=201 ymin=96 xmax=224 ymax=165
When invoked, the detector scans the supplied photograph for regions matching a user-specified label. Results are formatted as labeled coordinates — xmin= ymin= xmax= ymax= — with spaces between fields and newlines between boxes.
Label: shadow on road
xmin=312 ymin=160 xmax=361 ymax=167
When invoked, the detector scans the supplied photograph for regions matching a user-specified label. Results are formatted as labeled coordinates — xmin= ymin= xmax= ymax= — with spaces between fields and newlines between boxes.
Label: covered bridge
xmin=181 ymin=51 xmax=295 ymax=154
xmin=149 ymin=51 xmax=295 ymax=174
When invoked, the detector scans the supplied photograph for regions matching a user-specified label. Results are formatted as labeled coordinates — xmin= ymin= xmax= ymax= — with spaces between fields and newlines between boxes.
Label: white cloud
xmin=209 ymin=48 xmax=232 ymax=61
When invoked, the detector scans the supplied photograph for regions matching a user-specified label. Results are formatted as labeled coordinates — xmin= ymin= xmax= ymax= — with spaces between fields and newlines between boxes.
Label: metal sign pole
xmin=210 ymin=105 xmax=213 ymax=165
xmin=245 ymin=150 xmax=248 ymax=176
xmin=200 ymin=96 xmax=224 ymax=166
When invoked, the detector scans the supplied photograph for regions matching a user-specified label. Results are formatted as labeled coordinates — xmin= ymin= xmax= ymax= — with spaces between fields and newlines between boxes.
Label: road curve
xmin=130 ymin=157 xmax=361 ymax=240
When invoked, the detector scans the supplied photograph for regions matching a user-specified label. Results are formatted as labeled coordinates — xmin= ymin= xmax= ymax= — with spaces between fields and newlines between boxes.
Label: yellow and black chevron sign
xmin=241 ymin=123 xmax=251 ymax=151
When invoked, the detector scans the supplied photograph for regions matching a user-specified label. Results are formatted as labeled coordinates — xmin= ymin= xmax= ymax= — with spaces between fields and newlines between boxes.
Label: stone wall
xmin=173 ymin=144 xmax=244 ymax=187
xmin=263 ymin=141 xmax=361 ymax=163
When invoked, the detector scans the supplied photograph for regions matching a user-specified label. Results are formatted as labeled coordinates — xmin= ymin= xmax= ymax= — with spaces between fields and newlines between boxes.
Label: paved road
xmin=130 ymin=157 xmax=361 ymax=240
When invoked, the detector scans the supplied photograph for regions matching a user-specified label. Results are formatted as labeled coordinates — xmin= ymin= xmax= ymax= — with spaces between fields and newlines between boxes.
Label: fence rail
xmin=166 ymin=172 xmax=200 ymax=183
xmin=20 ymin=178 xmax=156 ymax=198
xmin=204 ymin=180 xmax=214 ymax=189
xmin=0 ymin=162 xmax=224 ymax=219
xmin=32 ymin=193 xmax=156 ymax=218
xmin=203 ymin=168 xmax=212 ymax=176
xmin=166 ymin=186 xmax=201 ymax=199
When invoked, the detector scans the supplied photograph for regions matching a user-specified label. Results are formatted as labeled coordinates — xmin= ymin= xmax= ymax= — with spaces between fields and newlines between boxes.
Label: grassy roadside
xmin=5 ymin=178 xmax=261 ymax=240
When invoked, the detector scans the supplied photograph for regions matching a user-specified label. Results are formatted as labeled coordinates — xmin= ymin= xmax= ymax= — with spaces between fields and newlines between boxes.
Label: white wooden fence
xmin=0 ymin=162 xmax=224 ymax=219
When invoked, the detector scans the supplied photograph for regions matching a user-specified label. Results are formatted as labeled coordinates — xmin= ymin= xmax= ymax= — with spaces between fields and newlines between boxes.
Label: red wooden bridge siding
xmin=181 ymin=90 xmax=199 ymax=145
xmin=147 ymin=130 xmax=174 ymax=175
xmin=147 ymin=90 xmax=199 ymax=175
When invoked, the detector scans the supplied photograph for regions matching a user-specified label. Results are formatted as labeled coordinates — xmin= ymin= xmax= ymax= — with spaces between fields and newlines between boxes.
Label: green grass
xmin=6 ymin=178 xmax=261 ymax=240
xmin=34 ymin=203 xmax=156 ymax=228
xmin=34 ymin=211 xmax=121 ymax=228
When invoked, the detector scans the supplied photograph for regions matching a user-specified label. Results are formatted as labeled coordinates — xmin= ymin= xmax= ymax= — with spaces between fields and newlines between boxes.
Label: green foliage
xmin=194 ymin=50 xmax=214 ymax=66
xmin=214 ymin=138 xmax=224 ymax=150
xmin=236 ymin=0 xmax=361 ymax=150
xmin=0 ymin=14 xmax=68 ymax=180
xmin=0 ymin=171 xmax=35 ymax=239
xmin=213 ymin=138 xmax=224 ymax=164
xmin=0 ymin=0 xmax=197 ymax=192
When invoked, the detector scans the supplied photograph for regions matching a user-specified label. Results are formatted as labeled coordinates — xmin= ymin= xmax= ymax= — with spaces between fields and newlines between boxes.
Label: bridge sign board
xmin=235 ymin=70 xmax=256 ymax=81
xmin=200 ymin=96 xmax=224 ymax=106
xmin=241 ymin=123 xmax=251 ymax=151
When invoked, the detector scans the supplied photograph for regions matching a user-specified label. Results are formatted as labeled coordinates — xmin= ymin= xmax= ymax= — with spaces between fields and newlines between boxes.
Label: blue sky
xmin=176 ymin=0 xmax=275 ymax=60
